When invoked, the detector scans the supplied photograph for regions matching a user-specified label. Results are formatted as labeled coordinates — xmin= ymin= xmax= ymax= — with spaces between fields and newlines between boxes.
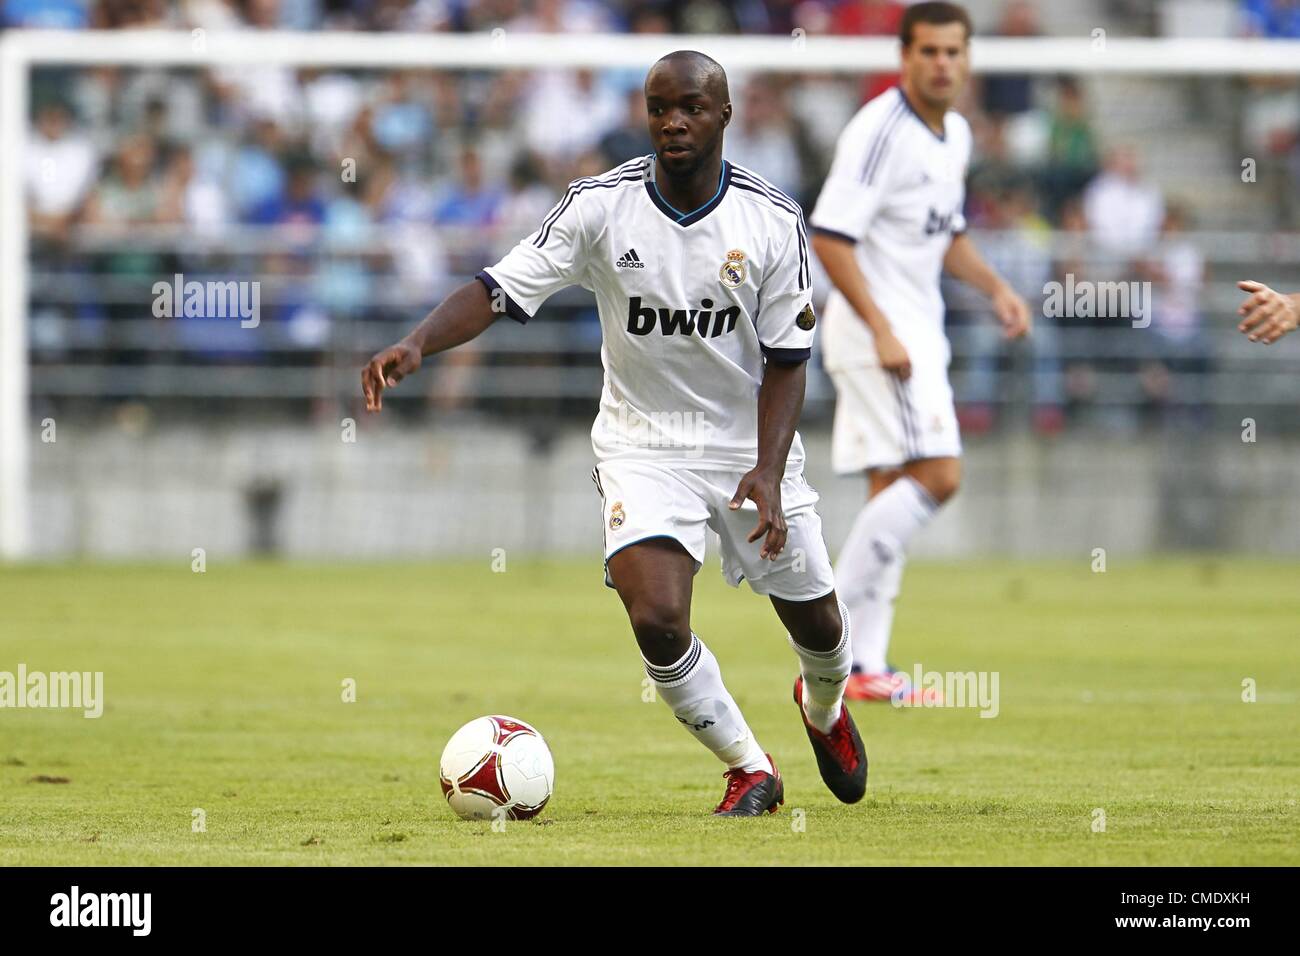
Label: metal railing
xmin=25 ymin=224 xmax=1300 ymax=421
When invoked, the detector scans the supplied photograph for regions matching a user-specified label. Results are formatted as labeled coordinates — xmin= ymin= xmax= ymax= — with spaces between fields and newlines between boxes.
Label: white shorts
xmin=829 ymin=363 xmax=962 ymax=473
xmin=590 ymin=460 xmax=836 ymax=602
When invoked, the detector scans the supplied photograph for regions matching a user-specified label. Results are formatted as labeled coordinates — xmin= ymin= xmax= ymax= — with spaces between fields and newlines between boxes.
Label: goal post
xmin=3 ymin=28 xmax=1300 ymax=559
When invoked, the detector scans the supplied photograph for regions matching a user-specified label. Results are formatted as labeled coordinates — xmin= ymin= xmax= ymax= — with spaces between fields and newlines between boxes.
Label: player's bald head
xmin=645 ymin=50 xmax=730 ymax=103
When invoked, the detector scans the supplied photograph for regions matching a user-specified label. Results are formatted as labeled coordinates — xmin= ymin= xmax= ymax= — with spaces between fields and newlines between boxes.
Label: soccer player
xmin=1235 ymin=280 xmax=1299 ymax=344
xmin=809 ymin=2 xmax=1031 ymax=701
xmin=362 ymin=51 xmax=867 ymax=816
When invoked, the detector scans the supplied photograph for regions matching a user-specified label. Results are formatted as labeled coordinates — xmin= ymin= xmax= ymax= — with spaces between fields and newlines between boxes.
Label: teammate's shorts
xmin=590 ymin=460 xmax=836 ymax=603
xmin=829 ymin=362 xmax=962 ymax=473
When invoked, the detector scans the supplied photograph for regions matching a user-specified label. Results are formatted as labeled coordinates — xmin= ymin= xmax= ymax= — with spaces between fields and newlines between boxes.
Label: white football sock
xmin=852 ymin=549 xmax=905 ymax=674
xmin=834 ymin=476 xmax=938 ymax=673
xmin=788 ymin=599 xmax=853 ymax=734
xmin=642 ymin=633 xmax=771 ymax=774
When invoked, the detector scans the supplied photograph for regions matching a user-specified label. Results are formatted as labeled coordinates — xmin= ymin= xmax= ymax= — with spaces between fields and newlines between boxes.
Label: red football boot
xmin=793 ymin=676 xmax=868 ymax=803
xmin=713 ymin=754 xmax=784 ymax=816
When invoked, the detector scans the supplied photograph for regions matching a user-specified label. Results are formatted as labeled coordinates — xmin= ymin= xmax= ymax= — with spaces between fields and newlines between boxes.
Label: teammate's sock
xmin=834 ymin=476 xmax=939 ymax=673
xmin=788 ymin=599 xmax=853 ymax=734
xmin=642 ymin=633 xmax=771 ymax=775
xmin=852 ymin=549 xmax=905 ymax=674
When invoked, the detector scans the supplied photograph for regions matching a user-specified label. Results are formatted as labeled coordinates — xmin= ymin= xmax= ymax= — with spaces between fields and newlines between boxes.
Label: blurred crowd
xmin=15 ymin=0 xmax=1299 ymax=430
xmin=6 ymin=0 xmax=1300 ymax=38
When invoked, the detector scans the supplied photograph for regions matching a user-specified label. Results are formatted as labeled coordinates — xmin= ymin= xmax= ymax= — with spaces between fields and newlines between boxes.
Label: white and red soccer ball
xmin=439 ymin=715 xmax=555 ymax=821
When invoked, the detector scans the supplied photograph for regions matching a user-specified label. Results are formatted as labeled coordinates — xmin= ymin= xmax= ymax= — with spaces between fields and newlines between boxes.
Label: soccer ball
xmin=438 ymin=715 xmax=554 ymax=821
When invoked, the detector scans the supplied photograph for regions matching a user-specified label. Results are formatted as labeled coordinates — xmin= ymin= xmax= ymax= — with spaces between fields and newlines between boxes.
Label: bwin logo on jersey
xmin=924 ymin=207 xmax=958 ymax=236
xmin=626 ymin=296 xmax=741 ymax=338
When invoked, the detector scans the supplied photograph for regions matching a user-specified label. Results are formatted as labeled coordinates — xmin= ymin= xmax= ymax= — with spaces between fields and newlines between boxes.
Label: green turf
xmin=1 ymin=558 xmax=1297 ymax=866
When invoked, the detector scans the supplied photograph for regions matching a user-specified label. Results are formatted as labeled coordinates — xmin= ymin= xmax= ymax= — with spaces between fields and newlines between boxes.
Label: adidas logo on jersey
xmin=626 ymin=296 xmax=741 ymax=338
xmin=615 ymin=249 xmax=645 ymax=269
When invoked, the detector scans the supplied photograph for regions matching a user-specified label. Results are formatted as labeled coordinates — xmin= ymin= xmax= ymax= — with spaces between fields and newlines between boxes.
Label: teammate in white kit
xmin=363 ymin=51 xmax=867 ymax=815
xmin=809 ymin=2 xmax=1031 ymax=701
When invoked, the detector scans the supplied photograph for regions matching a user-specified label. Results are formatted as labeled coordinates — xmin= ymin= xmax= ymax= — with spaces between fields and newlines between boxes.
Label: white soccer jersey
xmin=479 ymin=155 xmax=815 ymax=473
xmin=809 ymin=86 xmax=972 ymax=372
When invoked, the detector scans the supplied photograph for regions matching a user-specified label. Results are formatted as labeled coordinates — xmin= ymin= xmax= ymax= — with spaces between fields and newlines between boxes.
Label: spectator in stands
xmin=268 ymin=157 xmax=328 ymax=275
xmin=435 ymin=146 xmax=503 ymax=300
xmin=1052 ymin=197 xmax=1100 ymax=418
xmin=980 ymin=0 xmax=1040 ymax=117
xmin=370 ymin=71 xmax=435 ymax=161
xmin=507 ymin=0 xmax=613 ymax=33
xmin=25 ymin=96 xmax=99 ymax=247
xmin=84 ymin=133 xmax=171 ymax=343
xmin=182 ymin=0 xmax=244 ymax=30
xmin=1082 ymin=145 xmax=1164 ymax=261
xmin=966 ymin=112 xmax=1019 ymax=226
xmin=1042 ymin=76 xmax=1099 ymax=222
xmin=92 ymin=0 xmax=172 ymax=27
xmin=1240 ymin=0 xmax=1300 ymax=38
xmin=1239 ymin=76 xmax=1300 ymax=227
xmin=2 ymin=0 xmax=89 ymax=27
xmin=366 ymin=0 xmax=450 ymax=31
xmin=236 ymin=0 xmax=281 ymax=28
xmin=157 ymin=143 xmax=231 ymax=235
xmin=598 ymin=88 xmax=655 ymax=167
xmin=1136 ymin=202 xmax=1210 ymax=424
xmin=522 ymin=67 xmax=623 ymax=169
xmin=956 ymin=181 xmax=1064 ymax=435
xmin=626 ymin=1 xmax=672 ymax=34
xmin=84 ymin=132 xmax=164 ymax=229
xmin=830 ymin=0 xmax=905 ymax=102
xmin=674 ymin=0 xmax=738 ymax=33
xmin=435 ymin=146 xmax=503 ymax=228
xmin=230 ymin=117 xmax=289 ymax=222
xmin=724 ymin=76 xmax=806 ymax=199
xmin=495 ymin=152 xmax=557 ymax=250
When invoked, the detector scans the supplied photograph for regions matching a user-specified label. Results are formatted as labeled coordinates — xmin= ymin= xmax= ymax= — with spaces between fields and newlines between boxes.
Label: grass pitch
xmin=1 ymin=558 xmax=1297 ymax=866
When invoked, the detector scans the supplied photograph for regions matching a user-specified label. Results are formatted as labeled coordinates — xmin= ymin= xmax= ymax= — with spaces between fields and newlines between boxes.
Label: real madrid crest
xmin=719 ymin=249 xmax=747 ymax=288
xmin=796 ymin=303 xmax=816 ymax=331
xmin=609 ymin=501 xmax=625 ymax=530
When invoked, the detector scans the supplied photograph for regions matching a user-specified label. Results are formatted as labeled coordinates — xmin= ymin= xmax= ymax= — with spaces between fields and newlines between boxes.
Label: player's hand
xmin=362 ymin=341 xmax=422 ymax=412
xmin=992 ymin=283 xmax=1032 ymax=339
xmin=1237 ymin=280 xmax=1298 ymax=345
xmin=729 ymin=467 xmax=787 ymax=560
xmin=875 ymin=330 xmax=912 ymax=380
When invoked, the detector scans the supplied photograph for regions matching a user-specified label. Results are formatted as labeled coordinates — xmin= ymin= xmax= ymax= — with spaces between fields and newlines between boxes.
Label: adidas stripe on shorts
xmin=829 ymin=362 xmax=962 ymax=474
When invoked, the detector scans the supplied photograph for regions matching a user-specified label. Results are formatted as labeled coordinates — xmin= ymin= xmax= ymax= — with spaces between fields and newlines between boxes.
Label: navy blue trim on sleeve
xmin=474 ymin=270 xmax=532 ymax=325
xmin=810 ymin=225 xmax=858 ymax=245
xmin=761 ymin=344 xmax=812 ymax=365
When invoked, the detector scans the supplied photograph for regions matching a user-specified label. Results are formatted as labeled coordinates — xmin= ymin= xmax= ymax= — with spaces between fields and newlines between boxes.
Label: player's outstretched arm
xmin=729 ymin=359 xmax=805 ymax=560
xmin=943 ymin=233 xmax=1031 ymax=339
xmin=1236 ymin=280 xmax=1299 ymax=345
xmin=362 ymin=279 xmax=499 ymax=412
xmin=811 ymin=231 xmax=913 ymax=378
